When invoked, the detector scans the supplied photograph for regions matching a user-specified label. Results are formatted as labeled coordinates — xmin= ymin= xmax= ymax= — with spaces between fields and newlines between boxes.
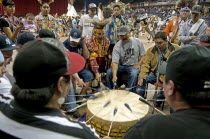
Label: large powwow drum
xmin=86 ymin=90 xmax=150 ymax=138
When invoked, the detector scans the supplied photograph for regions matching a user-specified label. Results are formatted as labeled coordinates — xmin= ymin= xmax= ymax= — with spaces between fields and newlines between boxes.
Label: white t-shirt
xmin=79 ymin=14 xmax=99 ymax=38
xmin=0 ymin=75 xmax=12 ymax=94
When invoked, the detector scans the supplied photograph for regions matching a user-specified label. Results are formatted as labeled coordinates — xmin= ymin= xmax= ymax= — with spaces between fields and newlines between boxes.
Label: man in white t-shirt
xmin=79 ymin=3 xmax=99 ymax=38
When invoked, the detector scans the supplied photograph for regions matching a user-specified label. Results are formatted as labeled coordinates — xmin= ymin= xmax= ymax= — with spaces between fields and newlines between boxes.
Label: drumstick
xmin=147 ymin=99 xmax=166 ymax=102
xmin=67 ymin=95 xmax=102 ymax=112
xmin=125 ymin=85 xmax=139 ymax=91
xmin=63 ymin=99 xmax=87 ymax=105
xmin=124 ymin=103 xmax=139 ymax=120
xmin=139 ymin=97 xmax=166 ymax=115
xmin=108 ymin=107 xmax=118 ymax=137
xmin=68 ymin=102 xmax=87 ymax=112
xmin=68 ymin=94 xmax=95 ymax=97
xmin=86 ymin=100 xmax=111 ymax=123
xmin=113 ymin=82 xmax=117 ymax=89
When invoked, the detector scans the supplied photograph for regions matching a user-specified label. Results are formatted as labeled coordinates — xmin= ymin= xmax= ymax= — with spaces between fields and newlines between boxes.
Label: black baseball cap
xmin=17 ymin=32 xmax=35 ymax=45
xmin=38 ymin=29 xmax=55 ymax=39
xmin=2 ymin=0 xmax=15 ymax=6
xmin=166 ymin=44 xmax=210 ymax=91
xmin=13 ymin=38 xmax=85 ymax=89
xmin=0 ymin=35 xmax=19 ymax=51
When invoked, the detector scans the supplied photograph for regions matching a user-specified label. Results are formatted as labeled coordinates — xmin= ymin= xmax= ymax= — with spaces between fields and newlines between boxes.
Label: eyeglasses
xmin=119 ymin=33 xmax=128 ymax=37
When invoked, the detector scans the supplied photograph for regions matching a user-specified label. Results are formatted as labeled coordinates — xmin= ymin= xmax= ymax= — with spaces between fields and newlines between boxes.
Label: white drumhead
xmin=87 ymin=90 xmax=150 ymax=122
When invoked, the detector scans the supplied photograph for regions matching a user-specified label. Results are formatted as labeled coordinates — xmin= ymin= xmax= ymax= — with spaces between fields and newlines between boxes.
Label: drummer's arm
xmin=112 ymin=62 xmax=118 ymax=82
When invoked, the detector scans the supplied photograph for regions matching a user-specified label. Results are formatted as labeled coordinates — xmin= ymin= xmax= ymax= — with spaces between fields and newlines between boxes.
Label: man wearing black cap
xmin=179 ymin=5 xmax=208 ymax=47
xmin=79 ymin=3 xmax=99 ymax=38
xmin=123 ymin=44 xmax=210 ymax=139
xmin=0 ymin=38 xmax=100 ymax=138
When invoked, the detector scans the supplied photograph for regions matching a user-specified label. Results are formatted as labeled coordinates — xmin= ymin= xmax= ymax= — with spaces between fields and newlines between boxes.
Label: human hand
xmin=192 ymin=36 xmax=198 ymax=39
xmin=138 ymin=79 xmax=144 ymax=86
xmin=112 ymin=76 xmax=117 ymax=83
xmin=95 ymin=73 xmax=101 ymax=81
xmin=133 ymin=63 xmax=140 ymax=69
xmin=77 ymin=78 xmax=86 ymax=88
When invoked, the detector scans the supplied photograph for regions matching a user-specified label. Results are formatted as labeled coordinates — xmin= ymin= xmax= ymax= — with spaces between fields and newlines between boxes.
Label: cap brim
xmin=70 ymin=36 xmax=81 ymax=43
xmin=65 ymin=52 xmax=85 ymax=75
xmin=0 ymin=45 xmax=20 ymax=51
xmin=192 ymin=11 xmax=200 ymax=14
xmin=197 ymin=42 xmax=210 ymax=47
xmin=118 ymin=32 xmax=128 ymax=36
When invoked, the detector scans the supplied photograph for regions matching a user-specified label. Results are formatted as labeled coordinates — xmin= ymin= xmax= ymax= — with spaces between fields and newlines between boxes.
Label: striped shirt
xmin=0 ymin=93 xmax=99 ymax=139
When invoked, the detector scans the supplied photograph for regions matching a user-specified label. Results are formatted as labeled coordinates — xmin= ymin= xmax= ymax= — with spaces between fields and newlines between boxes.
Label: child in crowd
xmin=22 ymin=13 xmax=37 ymax=34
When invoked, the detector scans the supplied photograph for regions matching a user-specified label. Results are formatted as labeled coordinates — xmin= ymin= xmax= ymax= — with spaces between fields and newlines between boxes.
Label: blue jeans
xmin=136 ymin=74 xmax=165 ymax=103
xmin=106 ymin=65 xmax=140 ymax=92
xmin=78 ymin=68 xmax=94 ymax=82
xmin=64 ymin=82 xmax=76 ymax=112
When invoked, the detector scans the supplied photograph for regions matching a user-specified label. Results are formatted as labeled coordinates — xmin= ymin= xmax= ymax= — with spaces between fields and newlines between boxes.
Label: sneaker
xmin=66 ymin=110 xmax=80 ymax=118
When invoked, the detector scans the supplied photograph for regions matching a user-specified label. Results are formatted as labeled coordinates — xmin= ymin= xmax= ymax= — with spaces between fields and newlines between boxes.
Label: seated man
xmin=106 ymin=26 xmax=146 ymax=92
xmin=86 ymin=21 xmax=110 ymax=82
xmin=63 ymin=28 xmax=94 ymax=117
xmin=63 ymin=28 xmax=94 ymax=94
xmin=123 ymin=44 xmax=210 ymax=139
xmin=138 ymin=32 xmax=179 ymax=103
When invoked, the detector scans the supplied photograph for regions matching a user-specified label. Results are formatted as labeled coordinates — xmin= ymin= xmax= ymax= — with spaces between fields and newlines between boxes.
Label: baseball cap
xmin=13 ymin=38 xmax=85 ymax=89
xmin=166 ymin=44 xmax=210 ymax=91
xmin=117 ymin=25 xmax=130 ymax=36
xmin=89 ymin=3 xmax=97 ymax=9
xmin=181 ymin=7 xmax=190 ymax=11
xmin=0 ymin=35 xmax=19 ymax=51
xmin=70 ymin=28 xmax=81 ymax=42
xmin=38 ymin=29 xmax=55 ymax=39
xmin=17 ymin=32 xmax=35 ymax=45
xmin=197 ymin=34 xmax=210 ymax=47
xmin=0 ymin=51 xmax=4 ymax=63
xmin=2 ymin=0 xmax=15 ymax=6
xmin=191 ymin=5 xmax=203 ymax=14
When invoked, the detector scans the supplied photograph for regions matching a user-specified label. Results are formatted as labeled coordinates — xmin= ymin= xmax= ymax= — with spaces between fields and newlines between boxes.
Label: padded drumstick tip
xmin=124 ymin=103 xmax=132 ymax=112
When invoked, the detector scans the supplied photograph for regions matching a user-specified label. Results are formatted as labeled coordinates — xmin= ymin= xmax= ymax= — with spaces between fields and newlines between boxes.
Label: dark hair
xmin=2 ymin=0 xmax=14 ymax=6
xmin=165 ymin=77 xmax=210 ymax=106
xmin=154 ymin=31 xmax=167 ymax=41
xmin=113 ymin=4 xmax=120 ymax=10
xmin=12 ymin=75 xmax=71 ymax=108
xmin=40 ymin=1 xmax=49 ymax=7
